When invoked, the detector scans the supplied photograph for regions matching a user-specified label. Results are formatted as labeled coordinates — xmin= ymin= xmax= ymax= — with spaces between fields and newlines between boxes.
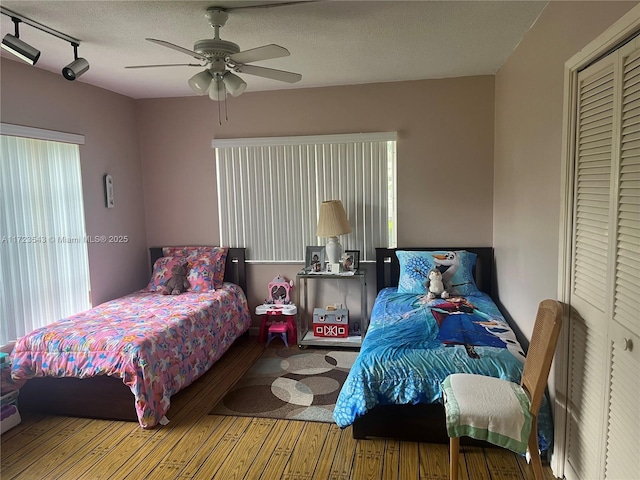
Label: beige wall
xmin=1 ymin=58 xmax=495 ymax=329
xmin=136 ymin=76 xmax=496 ymax=322
xmin=1 ymin=58 xmax=149 ymax=306
xmin=493 ymin=1 xmax=637 ymax=392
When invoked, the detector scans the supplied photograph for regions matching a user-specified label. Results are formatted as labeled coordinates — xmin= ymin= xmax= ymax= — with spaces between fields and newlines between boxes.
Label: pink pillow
xmin=147 ymin=256 xmax=217 ymax=292
xmin=161 ymin=246 xmax=228 ymax=288
xmin=147 ymin=257 xmax=184 ymax=292
xmin=188 ymin=260 xmax=216 ymax=292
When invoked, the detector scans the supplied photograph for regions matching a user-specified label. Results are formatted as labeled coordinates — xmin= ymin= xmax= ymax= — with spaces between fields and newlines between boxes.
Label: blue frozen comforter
xmin=333 ymin=288 xmax=553 ymax=452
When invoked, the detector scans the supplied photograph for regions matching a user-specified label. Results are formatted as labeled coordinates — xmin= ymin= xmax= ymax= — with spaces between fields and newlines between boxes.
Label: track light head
xmin=62 ymin=42 xmax=89 ymax=80
xmin=2 ymin=18 xmax=40 ymax=65
xmin=62 ymin=57 xmax=89 ymax=80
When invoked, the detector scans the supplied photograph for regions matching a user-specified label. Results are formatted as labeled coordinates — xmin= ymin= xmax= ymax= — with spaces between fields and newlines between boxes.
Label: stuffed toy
xmin=425 ymin=268 xmax=450 ymax=300
xmin=163 ymin=262 xmax=190 ymax=295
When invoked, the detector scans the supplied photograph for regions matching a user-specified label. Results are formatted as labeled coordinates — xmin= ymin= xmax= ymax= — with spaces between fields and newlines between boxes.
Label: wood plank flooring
xmin=0 ymin=336 xmax=557 ymax=479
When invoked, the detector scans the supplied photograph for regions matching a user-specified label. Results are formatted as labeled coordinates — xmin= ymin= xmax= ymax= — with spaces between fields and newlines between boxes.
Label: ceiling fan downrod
xmin=206 ymin=7 xmax=228 ymax=40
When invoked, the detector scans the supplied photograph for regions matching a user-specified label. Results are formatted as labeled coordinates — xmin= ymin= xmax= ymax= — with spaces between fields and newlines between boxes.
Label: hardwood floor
xmin=1 ymin=336 xmax=557 ymax=479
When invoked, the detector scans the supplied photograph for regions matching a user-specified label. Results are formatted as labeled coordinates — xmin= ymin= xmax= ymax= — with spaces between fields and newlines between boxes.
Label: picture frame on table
xmin=305 ymin=246 xmax=325 ymax=272
xmin=343 ymin=250 xmax=360 ymax=271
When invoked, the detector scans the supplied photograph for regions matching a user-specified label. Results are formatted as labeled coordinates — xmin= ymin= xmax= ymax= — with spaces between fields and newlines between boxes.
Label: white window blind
xmin=214 ymin=132 xmax=397 ymax=262
xmin=0 ymin=129 xmax=90 ymax=345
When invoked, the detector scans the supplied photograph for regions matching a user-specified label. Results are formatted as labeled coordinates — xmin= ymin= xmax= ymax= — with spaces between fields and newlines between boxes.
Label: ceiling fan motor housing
xmin=194 ymin=39 xmax=240 ymax=59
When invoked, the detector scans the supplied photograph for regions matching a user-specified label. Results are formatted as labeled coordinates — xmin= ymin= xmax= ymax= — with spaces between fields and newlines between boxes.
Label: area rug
xmin=209 ymin=348 xmax=359 ymax=423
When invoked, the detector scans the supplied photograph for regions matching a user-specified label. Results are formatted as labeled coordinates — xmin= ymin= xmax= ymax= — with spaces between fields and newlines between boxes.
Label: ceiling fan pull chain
xmin=224 ymin=83 xmax=229 ymax=121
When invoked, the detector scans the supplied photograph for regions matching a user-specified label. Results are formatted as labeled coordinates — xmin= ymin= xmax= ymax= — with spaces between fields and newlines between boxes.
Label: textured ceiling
xmin=0 ymin=1 xmax=547 ymax=99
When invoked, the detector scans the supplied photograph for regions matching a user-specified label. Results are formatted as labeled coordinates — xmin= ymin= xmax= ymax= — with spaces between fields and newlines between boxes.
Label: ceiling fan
xmin=126 ymin=6 xmax=302 ymax=101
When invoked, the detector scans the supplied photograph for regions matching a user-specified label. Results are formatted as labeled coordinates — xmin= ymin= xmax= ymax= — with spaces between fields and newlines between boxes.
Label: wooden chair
xmin=442 ymin=299 xmax=563 ymax=480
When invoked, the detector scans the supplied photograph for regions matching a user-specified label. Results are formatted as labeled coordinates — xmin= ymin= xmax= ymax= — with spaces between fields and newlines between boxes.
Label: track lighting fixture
xmin=1 ymin=6 xmax=89 ymax=81
xmin=1 ymin=17 xmax=40 ymax=65
xmin=62 ymin=43 xmax=90 ymax=80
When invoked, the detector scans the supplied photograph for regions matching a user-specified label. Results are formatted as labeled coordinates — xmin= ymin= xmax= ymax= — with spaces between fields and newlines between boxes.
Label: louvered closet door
xmin=566 ymin=37 xmax=640 ymax=480
xmin=604 ymin=37 xmax=640 ymax=480
xmin=565 ymin=54 xmax=616 ymax=480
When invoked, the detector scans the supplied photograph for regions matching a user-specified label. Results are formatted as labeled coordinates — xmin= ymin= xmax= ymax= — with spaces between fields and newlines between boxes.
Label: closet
xmin=564 ymin=35 xmax=640 ymax=480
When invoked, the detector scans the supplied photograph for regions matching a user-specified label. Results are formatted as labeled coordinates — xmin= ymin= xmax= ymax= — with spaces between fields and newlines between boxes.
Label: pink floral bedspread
xmin=10 ymin=284 xmax=250 ymax=428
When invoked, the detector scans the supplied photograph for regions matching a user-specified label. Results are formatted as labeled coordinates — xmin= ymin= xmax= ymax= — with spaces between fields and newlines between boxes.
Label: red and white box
xmin=313 ymin=308 xmax=349 ymax=338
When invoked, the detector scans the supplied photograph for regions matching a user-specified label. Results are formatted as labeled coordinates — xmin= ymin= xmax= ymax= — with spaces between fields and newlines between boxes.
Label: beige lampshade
xmin=316 ymin=200 xmax=352 ymax=237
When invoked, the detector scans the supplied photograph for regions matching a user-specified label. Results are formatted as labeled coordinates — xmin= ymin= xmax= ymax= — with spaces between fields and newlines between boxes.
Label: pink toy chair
xmin=266 ymin=323 xmax=289 ymax=348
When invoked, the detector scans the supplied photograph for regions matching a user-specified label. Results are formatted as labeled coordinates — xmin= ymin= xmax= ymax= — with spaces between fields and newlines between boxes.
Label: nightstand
xmin=295 ymin=268 xmax=367 ymax=349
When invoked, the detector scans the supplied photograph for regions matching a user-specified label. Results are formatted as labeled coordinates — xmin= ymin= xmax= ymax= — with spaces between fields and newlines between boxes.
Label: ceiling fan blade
xmin=229 ymin=44 xmax=290 ymax=64
xmin=223 ymin=1 xmax=323 ymax=11
xmin=235 ymin=64 xmax=302 ymax=83
xmin=125 ymin=63 xmax=203 ymax=69
xmin=146 ymin=38 xmax=208 ymax=61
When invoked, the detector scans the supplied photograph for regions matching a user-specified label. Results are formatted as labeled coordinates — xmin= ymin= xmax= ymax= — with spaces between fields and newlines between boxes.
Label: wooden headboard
xmin=149 ymin=247 xmax=247 ymax=295
xmin=375 ymin=247 xmax=494 ymax=297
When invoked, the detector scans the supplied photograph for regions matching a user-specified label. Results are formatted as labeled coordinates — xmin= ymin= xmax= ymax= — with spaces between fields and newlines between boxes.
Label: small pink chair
xmin=266 ymin=323 xmax=289 ymax=348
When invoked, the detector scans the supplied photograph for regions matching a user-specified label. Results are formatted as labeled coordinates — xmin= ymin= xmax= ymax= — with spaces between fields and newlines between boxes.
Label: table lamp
xmin=317 ymin=200 xmax=352 ymax=265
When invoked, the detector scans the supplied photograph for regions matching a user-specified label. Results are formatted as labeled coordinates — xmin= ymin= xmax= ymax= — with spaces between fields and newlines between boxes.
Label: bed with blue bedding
xmin=333 ymin=247 xmax=553 ymax=452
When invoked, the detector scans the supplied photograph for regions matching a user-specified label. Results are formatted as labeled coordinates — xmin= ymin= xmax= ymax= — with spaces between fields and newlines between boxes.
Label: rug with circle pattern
xmin=209 ymin=347 xmax=359 ymax=423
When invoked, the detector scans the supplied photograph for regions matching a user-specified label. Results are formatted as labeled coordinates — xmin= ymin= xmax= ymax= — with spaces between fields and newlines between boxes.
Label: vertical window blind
xmin=214 ymin=132 xmax=397 ymax=262
xmin=0 ymin=127 xmax=90 ymax=345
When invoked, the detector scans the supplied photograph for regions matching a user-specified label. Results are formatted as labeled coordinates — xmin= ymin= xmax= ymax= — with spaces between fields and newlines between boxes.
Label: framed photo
xmin=343 ymin=250 xmax=360 ymax=271
xmin=305 ymin=246 xmax=325 ymax=272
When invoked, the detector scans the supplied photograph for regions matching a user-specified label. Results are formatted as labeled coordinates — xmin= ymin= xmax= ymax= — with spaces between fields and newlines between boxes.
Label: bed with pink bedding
xmin=10 ymin=246 xmax=250 ymax=428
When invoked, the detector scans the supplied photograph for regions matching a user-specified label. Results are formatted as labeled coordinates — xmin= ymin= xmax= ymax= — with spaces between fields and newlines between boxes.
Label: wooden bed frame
xmin=18 ymin=247 xmax=248 ymax=423
xmin=353 ymin=247 xmax=494 ymax=444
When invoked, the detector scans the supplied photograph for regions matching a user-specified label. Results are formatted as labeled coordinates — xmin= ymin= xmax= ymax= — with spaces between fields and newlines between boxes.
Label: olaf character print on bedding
xmin=397 ymin=250 xmax=479 ymax=297
xmin=431 ymin=251 xmax=475 ymax=295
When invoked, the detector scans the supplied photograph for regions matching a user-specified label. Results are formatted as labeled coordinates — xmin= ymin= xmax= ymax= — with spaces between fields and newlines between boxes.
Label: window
xmin=0 ymin=124 xmax=90 ymax=345
xmin=214 ymin=132 xmax=397 ymax=262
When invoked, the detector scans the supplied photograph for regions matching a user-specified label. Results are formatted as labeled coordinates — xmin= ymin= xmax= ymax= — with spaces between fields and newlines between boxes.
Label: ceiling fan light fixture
xmin=188 ymin=69 xmax=213 ymax=95
xmin=208 ymin=76 xmax=227 ymax=101
xmin=223 ymin=72 xmax=246 ymax=97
